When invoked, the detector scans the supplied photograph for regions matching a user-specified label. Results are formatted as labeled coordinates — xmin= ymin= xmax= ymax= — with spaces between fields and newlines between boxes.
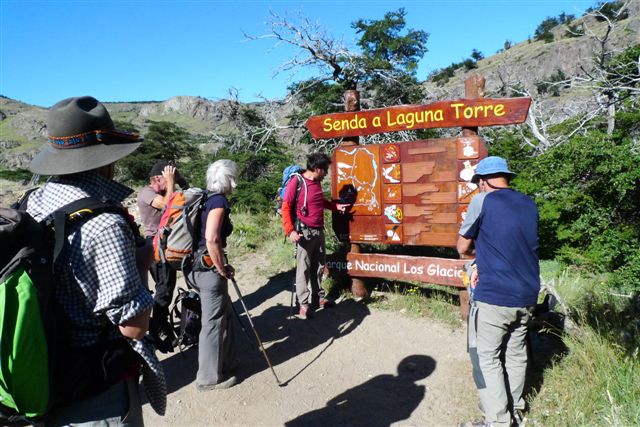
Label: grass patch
xmin=528 ymin=325 xmax=640 ymax=426
xmin=227 ymin=209 xmax=294 ymax=276
xmin=0 ymin=167 xmax=32 ymax=182
xmin=526 ymin=262 xmax=640 ymax=426
xmin=366 ymin=281 xmax=462 ymax=327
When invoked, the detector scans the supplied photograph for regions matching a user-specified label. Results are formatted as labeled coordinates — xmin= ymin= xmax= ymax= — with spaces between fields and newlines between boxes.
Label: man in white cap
xmin=27 ymin=96 xmax=165 ymax=424
xmin=457 ymin=156 xmax=540 ymax=427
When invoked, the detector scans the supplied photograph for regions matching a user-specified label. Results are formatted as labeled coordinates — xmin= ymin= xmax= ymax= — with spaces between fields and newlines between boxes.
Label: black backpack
xmin=171 ymin=287 xmax=202 ymax=350
xmin=0 ymin=194 xmax=140 ymax=425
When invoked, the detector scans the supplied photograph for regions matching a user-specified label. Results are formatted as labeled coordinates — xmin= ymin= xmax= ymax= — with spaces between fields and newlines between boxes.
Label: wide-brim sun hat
xmin=471 ymin=156 xmax=517 ymax=184
xmin=29 ymin=96 xmax=143 ymax=176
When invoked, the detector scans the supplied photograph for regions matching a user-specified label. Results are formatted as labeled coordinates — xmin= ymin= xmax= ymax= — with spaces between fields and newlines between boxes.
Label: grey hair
xmin=206 ymin=159 xmax=239 ymax=195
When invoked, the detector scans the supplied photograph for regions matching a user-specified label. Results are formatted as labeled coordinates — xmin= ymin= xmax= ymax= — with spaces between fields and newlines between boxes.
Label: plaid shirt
xmin=26 ymin=171 xmax=166 ymax=415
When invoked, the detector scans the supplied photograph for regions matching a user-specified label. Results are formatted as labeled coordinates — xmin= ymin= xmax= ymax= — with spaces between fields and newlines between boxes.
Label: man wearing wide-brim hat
xmin=26 ymin=96 xmax=166 ymax=424
xmin=456 ymin=156 xmax=540 ymax=427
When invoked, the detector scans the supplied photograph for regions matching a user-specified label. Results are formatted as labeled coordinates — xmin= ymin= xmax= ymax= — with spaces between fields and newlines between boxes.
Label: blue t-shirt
xmin=459 ymin=189 xmax=540 ymax=307
xmin=198 ymin=194 xmax=233 ymax=248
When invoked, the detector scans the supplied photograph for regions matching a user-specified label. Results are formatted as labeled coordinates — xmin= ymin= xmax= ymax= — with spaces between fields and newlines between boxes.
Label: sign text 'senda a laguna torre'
xmin=306 ymin=97 xmax=531 ymax=139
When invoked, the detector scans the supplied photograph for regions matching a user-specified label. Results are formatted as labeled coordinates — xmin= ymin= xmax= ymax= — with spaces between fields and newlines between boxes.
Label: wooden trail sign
xmin=306 ymin=97 xmax=531 ymax=139
xmin=327 ymin=253 xmax=467 ymax=288
xmin=331 ymin=135 xmax=487 ymax=247
xmin=305 ymin=77 xmax=530 ymax=292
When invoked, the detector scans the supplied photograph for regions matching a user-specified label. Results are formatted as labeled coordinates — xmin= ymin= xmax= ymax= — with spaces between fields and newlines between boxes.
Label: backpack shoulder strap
xmin=10 ymin=187 xmax=39 ymax=210
xmin=291 ymin=173 xmax=307 ymax=211
xmin=46 ymin=197 xmax=131 ymax=265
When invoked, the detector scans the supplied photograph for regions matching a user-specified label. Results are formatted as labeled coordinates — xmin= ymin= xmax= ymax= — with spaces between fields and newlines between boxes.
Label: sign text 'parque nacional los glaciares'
xmin=326 ymin=253 xmax=467 ymax=287
xmin=305 ymin=97 xmax=531 ymax=139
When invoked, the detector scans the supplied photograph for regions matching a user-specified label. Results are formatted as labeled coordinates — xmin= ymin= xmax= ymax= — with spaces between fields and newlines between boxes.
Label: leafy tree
xmin=117 ymin=121 xmax=200 ymax=184
xmin=511 ymin=129 xmax=640 ymax=274
xmin=534 ymin=16 xmax=559 ymax=43
xmin=503 ymin=40 xmax=512 ymax=50
xmin=535 ymin=69 xmax=569 ymax=96
xmin=462 ymin=58 xmax=477 ymax=71
xmin=470 ymin=49 xmax=484 ymax=61
xmin=258 ymin=8 xmax=429 ymax=117
xmin=352 ymin=8 xmax=428 ymax=77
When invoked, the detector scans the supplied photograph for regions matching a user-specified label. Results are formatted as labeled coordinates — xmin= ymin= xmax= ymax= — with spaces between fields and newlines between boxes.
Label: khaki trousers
xmin=468 ymin=300 xmax=533 ymax=427
xmin=295 ymin=227 xmax=326 ymax=306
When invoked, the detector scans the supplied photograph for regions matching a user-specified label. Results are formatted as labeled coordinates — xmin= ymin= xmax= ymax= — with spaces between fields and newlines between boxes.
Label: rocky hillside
xmin=1 ymin=2 xmax=638 ymax=170
xmin=424 ymin=2 xmax=639 ymax=123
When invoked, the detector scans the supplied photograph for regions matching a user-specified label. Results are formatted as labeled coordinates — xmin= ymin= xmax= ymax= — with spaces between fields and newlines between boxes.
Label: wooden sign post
xmin=341 ymin=90 xmax=368 ymax=298
xmin=305 ymin=75 xmax=531 ymax=316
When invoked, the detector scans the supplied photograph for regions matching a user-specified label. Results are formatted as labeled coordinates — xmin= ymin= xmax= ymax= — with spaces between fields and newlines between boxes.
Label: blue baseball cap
xmin=471 ymin=156 xmax=516 ymax=183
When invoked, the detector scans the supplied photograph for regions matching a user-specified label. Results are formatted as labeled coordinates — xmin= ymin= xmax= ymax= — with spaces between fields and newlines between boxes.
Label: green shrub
xmin=534 ymin=16 xmax=559 ymax=43
xmin=512 ymin=132 xmax=640 ymax=275
xmin=0 ymin=168 xmax=31 ymax=182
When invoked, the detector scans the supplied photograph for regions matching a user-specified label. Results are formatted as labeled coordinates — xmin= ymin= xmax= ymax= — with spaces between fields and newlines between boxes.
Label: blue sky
xmin=1 ymin=0 xmax=594 ymax=107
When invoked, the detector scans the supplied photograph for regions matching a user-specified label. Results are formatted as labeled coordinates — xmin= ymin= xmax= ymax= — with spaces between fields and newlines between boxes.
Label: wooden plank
xmin=401 ymin=161 xmax=436 ymax=183
xmin=326 ymin=253 xmax=467 ymax=287
xmin=402 ymin=183 xmax=439 ymax=197
xmin=306 ymin=97 xmax=531 ymax=139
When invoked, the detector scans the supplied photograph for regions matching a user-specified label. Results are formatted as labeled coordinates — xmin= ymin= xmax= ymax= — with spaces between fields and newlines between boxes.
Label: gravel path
xmin=142 ymin=254 xmax=480 ymax=427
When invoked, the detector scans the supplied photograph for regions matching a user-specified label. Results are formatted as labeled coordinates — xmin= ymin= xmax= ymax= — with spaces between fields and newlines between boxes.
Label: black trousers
xmin=149 ymin=260 xmax=177 ymax=332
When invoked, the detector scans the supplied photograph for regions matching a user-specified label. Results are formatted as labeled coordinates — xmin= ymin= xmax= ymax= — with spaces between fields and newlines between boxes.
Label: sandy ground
xmin=142 ymin=253 xmax=480 ymax=427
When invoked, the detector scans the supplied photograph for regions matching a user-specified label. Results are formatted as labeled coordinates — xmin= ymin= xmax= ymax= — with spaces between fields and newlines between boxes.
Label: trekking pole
xmin=289 ymin=242 xmax=297 ymax=320
xmin=230 ymin=299 xmax=256 ymax=345
xmin=230 ymin=277 xmax=283 ymax=386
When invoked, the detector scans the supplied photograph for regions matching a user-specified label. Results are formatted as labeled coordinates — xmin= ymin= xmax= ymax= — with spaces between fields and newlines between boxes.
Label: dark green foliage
xmin=610 ymin=249 xmax=640 ymax=292
xmin=534 ymin=16 xmax=559 ymax=43
xmin=462 ymin=58 xmax=477 ymax=71
xmin=117 ymin=121 xmax=200 ymax=184
xmin=288 ymin=8 xmax=428 ymax=126
xmin=503 ymin=40 xmax=512 ymax=50
xmin=352 ymin=8 xmax=428 ymax=76
xmin=594 ymin=1 xmax=629 ymax=21
xmin=209 ymin=142 xmax=289 ymax=212
xmin=470 ymin=49 xmax=484 ymax=61
xmin=565 ymin=23 xmax=584 ymax=38
xmin=0 ymin=168 xmax=32 ymax=182
xmin=429 ymin=63 xmax=459 ymax=85
xmin=606 ymin=44 xmax=640 ymax=101
xmin=512 ymin=132 xmax=640 ymax=274
xmin=429 ymin=49 xmax=484 ymax=84
xmin=558 ymin=12 xmax=575 ymax=24
xmin=535 ymin=69 xmax=569 ymax=96
xmin=112 ymin=120 xmax=139 ymax=133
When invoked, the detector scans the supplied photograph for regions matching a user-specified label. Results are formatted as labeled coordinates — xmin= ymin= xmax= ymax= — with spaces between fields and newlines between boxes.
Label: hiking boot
xmin=196 ymin=375 xmax=237 ymax=391
xmin=298 ymin=304 xmax=312 ymax=319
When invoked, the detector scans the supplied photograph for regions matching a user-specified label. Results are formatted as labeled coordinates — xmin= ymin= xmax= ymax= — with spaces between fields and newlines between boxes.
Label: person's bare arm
xmin=204 ymin=207 xmax=233 ymax=278
xmin=119 ymin=308 xmax=151 ymax=340
xmin=457 ymin=235 xmax=475 ymax=256
xmin=150 ymin=165 xmax=176 ymax=210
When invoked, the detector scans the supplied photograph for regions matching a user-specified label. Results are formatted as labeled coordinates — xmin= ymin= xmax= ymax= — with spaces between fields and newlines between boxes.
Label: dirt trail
xmin=143 ymin=252 xmax=480 ymax=426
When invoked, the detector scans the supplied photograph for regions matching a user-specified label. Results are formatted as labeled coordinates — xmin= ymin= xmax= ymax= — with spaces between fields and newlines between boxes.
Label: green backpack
xmin=0 ymin=195 xmax=130 ymax=425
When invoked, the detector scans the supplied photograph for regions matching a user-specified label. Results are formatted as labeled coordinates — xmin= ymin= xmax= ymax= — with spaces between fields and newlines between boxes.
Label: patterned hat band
xmin=48 ymin=129 xmax=142 ymax=149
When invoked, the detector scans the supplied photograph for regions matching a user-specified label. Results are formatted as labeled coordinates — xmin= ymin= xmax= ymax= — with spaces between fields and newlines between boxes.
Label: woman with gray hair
xmin=191 ymin=159 xmax=240 ymax=390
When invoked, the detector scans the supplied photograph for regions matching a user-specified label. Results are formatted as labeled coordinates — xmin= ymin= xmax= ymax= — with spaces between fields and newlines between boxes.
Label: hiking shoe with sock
xmin=196 ymin=375 xmax=237 ymax=391
xmin=298 ymin=304 xmax=312 ymax=319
